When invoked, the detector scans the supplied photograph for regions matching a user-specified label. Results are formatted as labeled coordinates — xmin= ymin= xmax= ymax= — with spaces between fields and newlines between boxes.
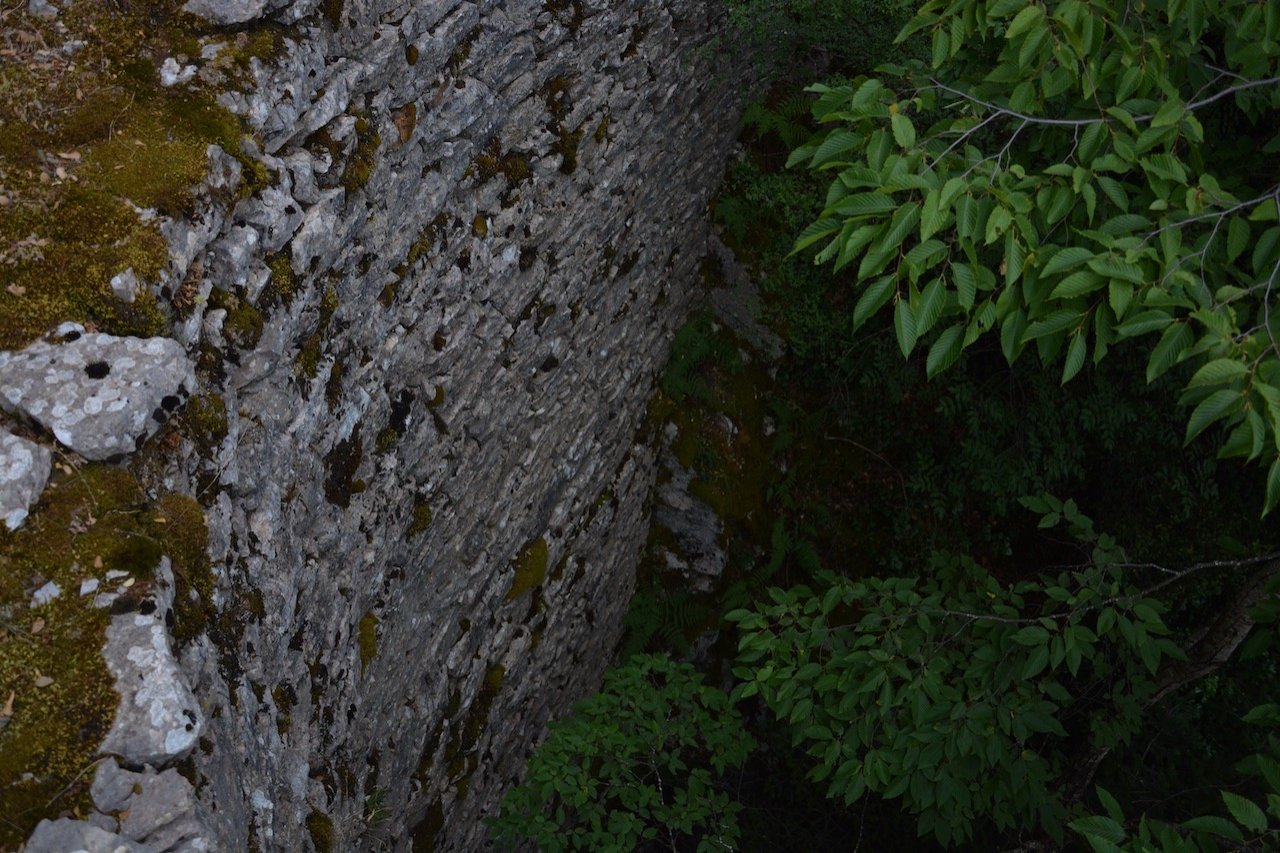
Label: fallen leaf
xmin=122 ymin=577 xmax=135 ymax=588
xmin=153 ymin=516 xmax=167 ymax=524
xmin=55 ymin=150 xmax=81 ymax=161
xmin=1 ymin=691 xmax=14 ymax=716
xmin=6 ymin=284 xmax=25 ymax=297
xmin=93 ymin=555 xmax=103 ymax=569
xmin=33 ymin=675 xmax=54 ymax=688
xmin=30 ymin=618 xmax=44 ymax=634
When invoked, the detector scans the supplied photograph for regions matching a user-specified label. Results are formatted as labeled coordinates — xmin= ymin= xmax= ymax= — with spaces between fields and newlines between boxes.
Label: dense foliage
xmin=495 ymin=0 xmax=1280 ymax=849
xmin=489 ymin=655 xmax=753 ymax=851
xmin=792 ymin=0 xmax=1280 ymax=512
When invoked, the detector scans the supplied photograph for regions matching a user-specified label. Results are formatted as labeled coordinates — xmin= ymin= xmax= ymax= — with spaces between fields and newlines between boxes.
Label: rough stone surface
xmin=100 ymin=559 xmax=204 ymax=767
xmin=0 ymin=326 xmax=196 ymax=461
xmin=24 ymin=818 xmax=149 ymax=853
xmin=0 ymin=427 xmax=51 ymax=530
xmin=20 ymin=1 xmax=746 ymax=850
xmin=181 ymin=0 xmax=269 ymax=25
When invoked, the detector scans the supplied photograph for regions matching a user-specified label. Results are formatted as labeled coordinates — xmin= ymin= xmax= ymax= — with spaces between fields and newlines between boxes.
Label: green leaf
xmin=926 ymin=325 xmax=965 ymax=378
xmin=793 ymin=218 xmax=842 ymax=252
xmin=1050 ymin=269 xmax=1106 ymax=299
xmin=1062 ymin=332 xmax=1087 ymax=384
xmin=853 ymin=276 xmax=896 ymax=328
xmin=812 ymin=131 xmax=862 ymax=166
xmin=1021 ymin=645 xmax=1050 ymax=679
xmin=1265 ymin=458 xmax=1280 ymax=517
xmin=1185 ymin=389 xmax=1242 ymax=444
xmin=1024 ymin=309 xmax=1082 ymax=341
xmin=1041 ymin=247 xmax=1095 ymax=277
xmin=890 ymin=112 xmax=916 ymax=148
xmin=895 ymin=299 xmax=918 ymax=357
xmin=1221 ymin=791 xmax=1267 ymax=832
xmin=1182 ymin=815 xmax=1243 ymax=840
xmin=1150 ymin=97 xmax=1185 ymax=128
xmin=1145 ymin=322 xmax=1193 ymax=382
xmin=1227 ymin=217 xmax=1251 ymax=264
xmin=915 ymin=278 xmax=946 ymax=337
xmin=1069 ymin=815 xmax=1126 ymax=844
xmin=1188 ymin=358 xmax=1250 ymax=388
xmin=831 ymin=192 xmax=898 ymax=217
xmin=1116 ymin=310 xmax=1173 ymax=337
xmin=1005 ymin=4 xmax=1045 ymax=39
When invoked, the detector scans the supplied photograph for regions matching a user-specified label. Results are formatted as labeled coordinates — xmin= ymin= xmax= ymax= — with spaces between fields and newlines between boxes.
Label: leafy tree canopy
xmin=791 ymin=0 xmax=1280 ymax=511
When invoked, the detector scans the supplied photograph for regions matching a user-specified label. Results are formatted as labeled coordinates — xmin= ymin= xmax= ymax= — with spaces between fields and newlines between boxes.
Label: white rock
xmin=31 ymin=580 xmax=60 ymax=607
xmin=0 ymin=428 xmax=51 ymax=530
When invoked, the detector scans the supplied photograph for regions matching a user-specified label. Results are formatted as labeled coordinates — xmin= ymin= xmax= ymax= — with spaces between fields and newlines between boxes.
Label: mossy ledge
xmin=505 ymin=537 xmax=549 ymax=602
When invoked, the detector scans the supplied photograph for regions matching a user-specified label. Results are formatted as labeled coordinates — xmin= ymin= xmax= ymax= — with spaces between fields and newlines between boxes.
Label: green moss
xmin=406 ymin=44 xmax=420 ymax=65
xmin=340 ymin=115 xmax=380 ymax=195
xmin=266 ymin=253 xmax=298 ymax=305
xmin=358 ymin=612 xmax=379 ymax=676
xmin=321 ymin=0 xmax=345 ymax=30
xmin=0 ymin=464 xmax=212 ymax=844
xmin=427 ymin=385 xmax=446 ymax=408
xmin=297 ymin=286 xmax=340 ymax=380
xmin=209 ymin=288 xmax=264 ymax=351
xmin=156 ymin=494 xmax=213 ymax=646
xmin=593 ymin=114 xmax=611 ymax=144
xmin=506 ymin=537 xmax=549 ymax=602
xmin=447 ymin=26 xmax=481 ymax=74
xmin=471 ymin=215 xmax=488 ymax=238
xmin=325 ymin=356 xmax=346 ymax=410
xmin=183 ymin=393 xmax=229 ymax=457
xmin=306 ymin=811 xmax=335 ymax=853
xmin=407 ymin=500 xmax=433 ymax=539
xmin=375 ymin=428 xmax=398 ymax=453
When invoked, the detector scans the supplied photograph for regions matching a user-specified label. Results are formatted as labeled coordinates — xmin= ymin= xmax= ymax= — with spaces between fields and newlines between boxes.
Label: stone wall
xmin=149 ymin=0 xmax=745 ymax=849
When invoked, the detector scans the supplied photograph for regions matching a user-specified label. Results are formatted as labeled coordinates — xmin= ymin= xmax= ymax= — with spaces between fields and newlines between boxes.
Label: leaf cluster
xmin=489 ymin=655 xmax=754 ymax=852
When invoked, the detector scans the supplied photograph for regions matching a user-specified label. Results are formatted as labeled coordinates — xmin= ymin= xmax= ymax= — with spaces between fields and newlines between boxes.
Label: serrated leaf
xmin=1005 ymin=4 xmax=1045 ymax=39
xmin=915 ymin=278 xmax=946 ymax=337
xmin=853 ymin=276 xmax=896 ymax=328
xmin=832 ymin=192 xmax=898 ymax=217
xmin=1221 ymin=791 xmax=1267 ymax=832
xmin=1024 ymin=308 xmax=1082 ymax=341
xmin=1116 ymin=310 xmax=1173 ymax=337
xmin=1086 ymin=257 xmax=1145 ymax=284
xmin=1227 ymin=217 xmax=1251 ymax=264
xmin=1051 ymin=269 xmax=1107 ymax=299
xmin=1041 ymin=246 xmax=1095 ymax=276
xmin=793 ymin=218 xmax=843 ymax=252
xmin=895 ymin=299 xmax=918 ymax=357
xmin=1145 ymin=322 xmax=1194 ymax=382
xmin=890 ymin=112 xmax=916 ymax=148
xmin=1183 ymin=815 xmax=1244 ymax=840
xmin=1151 ymin=97 xmax=1186 ymax=128
xmin=1062 ymin=332 xmax=1087 ymax=383
xmin=1265 ymin=458 xmax=1280 ymax=517
xmin=926 ymin=325 xmax=964 ymax=378
xmin=1069 ymin=815 xmax=1125 ymax=844
xmin=1188 ymin=358 xmax=1249 ymax=388
xmin=1185 ymin=389 xmax=1242 ymax=444
xmin=812 ymin=130 xmax=862 ymax=166
xmin=953 ymin=264 xmax=977 ymax=309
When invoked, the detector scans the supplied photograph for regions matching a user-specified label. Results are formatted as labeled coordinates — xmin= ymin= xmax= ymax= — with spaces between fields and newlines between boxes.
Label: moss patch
xmin=0 ymin=1 xmax=261 ymax=350
xmin=357 ymin=611 xmax=379 ymax=676
xmin=505 ymin=537 xmax=548 ymax=602
xmin=306 ymin=810 xmax=335 ymax=852
xmin=407 ymin=500 xmax=433 ymax=539
xmin=340 ymin=114 xmax=380 ymax=195
xmin=0 ymin=464 xmax=210 ymax=845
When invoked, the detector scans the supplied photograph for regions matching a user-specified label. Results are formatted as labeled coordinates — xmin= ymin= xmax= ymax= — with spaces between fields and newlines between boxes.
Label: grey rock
xmin=100 ymin=560 xmax=204 ymax=766
xmin=109 ymin=268 xmax=140 ymax=303
xmin=181 ymin=0 xmax=267 ymax=25
xmin=92 ymin=758 xmax=139 ymax=813
xmin=0 ymin=326 xmax=196 ymax=461
xmin=24 ymin=818 xmax=149 ymax=853
xmin=26 ymin=0 xmax=57 ymax=19
xmin=0 ymin=427 xmax=50 ymax=530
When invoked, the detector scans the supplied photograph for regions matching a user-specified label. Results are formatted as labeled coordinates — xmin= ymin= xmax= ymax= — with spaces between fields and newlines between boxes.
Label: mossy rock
xmin=0 ymin=465 xmax=209 ymax=845
xmin=506 ymin=537 xmax=548 ymax=601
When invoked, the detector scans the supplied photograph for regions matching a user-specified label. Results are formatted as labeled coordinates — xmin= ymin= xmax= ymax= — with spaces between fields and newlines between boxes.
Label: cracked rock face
xmin=0 ymin=325 xmax=196 ymax=461
xmin=0 ymin=427 xmax=51 ymax=530
xmin=99 ymin=560 xmax=204 ymax=766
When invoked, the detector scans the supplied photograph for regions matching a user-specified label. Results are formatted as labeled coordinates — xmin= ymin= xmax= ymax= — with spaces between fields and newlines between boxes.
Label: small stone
xmin=108 ymin=268 xmax=139 ymax=303
xmin=26 ymin=0 xmax=57 ymax=20
xmin=80 ymin=577 xmax=100 ymax=596
xmin=30 ymin=580 xmax=60 ymax=607
xmin=0 ymin=327 xmax=196 ymax=461
xmin=0 ymin=427 xmax=51 ymax=530
xmin=159 ymin=57 xmax=197 ymax=87
xmin=24 ymin=818 xmax=148 ymax=853
xmin=181 ymin=0 xmax=268 ymax=24
xmin=91 ymin=758 xmax=140 ymax=813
